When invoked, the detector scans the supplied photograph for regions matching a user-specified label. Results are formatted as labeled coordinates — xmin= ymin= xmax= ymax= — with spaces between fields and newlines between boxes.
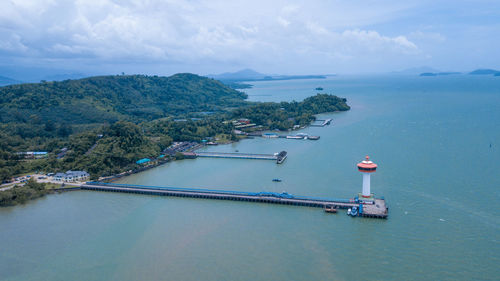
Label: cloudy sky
xmin=1 ymin=0 xmax=499 ymax=78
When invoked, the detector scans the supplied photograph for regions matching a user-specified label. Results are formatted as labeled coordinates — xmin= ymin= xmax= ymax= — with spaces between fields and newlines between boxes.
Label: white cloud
xmin=277 ymin=17 xmax=290 ymax=27
xmin=0 ymin=33 xmax=28 ymax=53
xmin=340 ymin=29 xmax=418 ymax=53
xmin=409 ymin=31 xmax=446 ymax=43
xmin=0 ymin=0 xmax=464 ymax=73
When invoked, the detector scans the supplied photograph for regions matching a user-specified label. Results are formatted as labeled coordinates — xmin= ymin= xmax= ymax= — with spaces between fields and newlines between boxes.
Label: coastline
xmin=109 ymin=113 xmax=334 ymax=183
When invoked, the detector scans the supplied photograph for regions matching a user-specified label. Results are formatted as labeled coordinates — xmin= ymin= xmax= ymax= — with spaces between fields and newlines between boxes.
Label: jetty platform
xmin=81 ymin=182 xmax=388 ymax=219
xmin=310 ymin=118 xmax=332 ymax=127
xmin=195 ymin=151 xmax=287 ymax=164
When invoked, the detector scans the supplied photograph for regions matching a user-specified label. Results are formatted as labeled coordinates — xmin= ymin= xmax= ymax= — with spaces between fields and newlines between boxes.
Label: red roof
xmin=357 ymin=155 xmax=377 ymax=170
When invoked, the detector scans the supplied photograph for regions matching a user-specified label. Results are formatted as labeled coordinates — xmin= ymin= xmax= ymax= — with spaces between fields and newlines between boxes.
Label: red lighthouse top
xmin=357 ymin=155 xmax=377 ymax=173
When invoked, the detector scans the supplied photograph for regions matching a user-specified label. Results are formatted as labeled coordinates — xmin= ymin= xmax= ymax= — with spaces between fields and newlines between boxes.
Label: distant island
xmin=418 ymin=68 xmax=500 ymax=76
xmin=420 ymin=72 xmax=461 ymax=76
xmin=469 ymin=69 xmax=500 ymax=75
xmin=0 ymin=73 xmax=349 ymax=186
xmin=0 ymin=75 xmax=21 ymax=86
xmin=207 ymin=69 xmax=326 ymax=88
xmin=393 ymin=66 xmax=440 ymax=75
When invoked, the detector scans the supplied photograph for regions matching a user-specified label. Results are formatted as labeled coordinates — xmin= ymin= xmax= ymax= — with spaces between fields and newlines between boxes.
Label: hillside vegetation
xmin=0 ymin=73 xmax=246 ymax=126
xmin=0 ymin=73 xmax=349 ymax=181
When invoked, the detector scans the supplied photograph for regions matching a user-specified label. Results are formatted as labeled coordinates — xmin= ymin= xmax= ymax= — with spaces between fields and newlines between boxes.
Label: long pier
xmin=81 ymin=182 xmax=388 ymax=219
xmin=194 ymin=151 xmax=287 ymax=164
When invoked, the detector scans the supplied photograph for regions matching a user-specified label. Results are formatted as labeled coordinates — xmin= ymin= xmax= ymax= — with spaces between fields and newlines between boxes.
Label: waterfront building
xmin=16 ymin=151 xmax=48 ymax=159
xmin=54 ymin=171 xmax=90 ymax=182
xmin=136 ymin=158 xmax=151 ymax=165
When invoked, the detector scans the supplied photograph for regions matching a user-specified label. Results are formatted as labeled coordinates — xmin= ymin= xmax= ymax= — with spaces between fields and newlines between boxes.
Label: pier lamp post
xmin=357 ymin=156 xmax=377 ymax=199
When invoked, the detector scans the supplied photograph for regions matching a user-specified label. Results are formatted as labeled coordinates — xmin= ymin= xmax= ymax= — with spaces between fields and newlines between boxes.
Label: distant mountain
xmin=207 ymin=68 xmax=266 ymax=81
xmin=42 ymin=72 xmax=88 ymax=81
xmin=207 ymin=68 xmax=326 ymax=82
xmin=0 ymin=73 xmax=247 ymax=126
xmin=0 ymin=75 xmax=21 ymax=86
xmin=0 ymin=65 xmax=94 ymax=83
xmin=420 ymin=72 xmax=461 ymax=77
xmin=393 ymin=66 xmax=440 ymax=75
xmin=469 ymin=69 xmax=500 ymax=75
xmin=419 ymin=72 xmax=437 ymax=77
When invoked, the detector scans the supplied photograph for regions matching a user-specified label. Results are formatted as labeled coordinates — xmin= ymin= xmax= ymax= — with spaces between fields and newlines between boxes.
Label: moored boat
xmin=324 ymin=206 xmax=337 ymax=213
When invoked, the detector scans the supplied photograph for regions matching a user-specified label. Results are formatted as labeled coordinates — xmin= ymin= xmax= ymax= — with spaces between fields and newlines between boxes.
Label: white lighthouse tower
xmin=357 ymin=156 xmax=377 ymax=199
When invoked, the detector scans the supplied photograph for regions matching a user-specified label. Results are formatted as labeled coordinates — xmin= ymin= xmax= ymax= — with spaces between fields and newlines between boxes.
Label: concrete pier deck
xmin=195 ymin=151 xmax=287 ymax=164
xmin=81 ymin=182 xmax=388 ymax=219
xmin=310 ymin=118 xmax=332 ymax=127
xmin=195 ymin=151 xmax=276 ymax=160
xmin=361 ymin=199 xmax=389 ymax=218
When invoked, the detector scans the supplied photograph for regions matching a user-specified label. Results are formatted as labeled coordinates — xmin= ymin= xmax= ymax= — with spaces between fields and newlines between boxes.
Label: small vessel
xmin=347 ymin=206 xmax=358 ymax=216
xmin=262 ymin=133 xmax=279 ymax=138
xmin=324 ymin=206 xmax=337 ymax=213
xmin=307 ymin=136 xmax=320 ymax=140
xmin=315 ymin=87 xmax=324 ymax=91
xmin=272 ymin=178 xmax=282 ymax=182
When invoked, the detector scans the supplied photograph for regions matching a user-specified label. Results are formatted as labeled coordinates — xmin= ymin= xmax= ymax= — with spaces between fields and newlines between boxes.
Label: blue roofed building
xmin=136 ymin=158 xmax=151 ymax=164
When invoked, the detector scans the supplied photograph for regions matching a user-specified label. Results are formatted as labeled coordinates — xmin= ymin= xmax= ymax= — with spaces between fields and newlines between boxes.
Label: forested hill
xmin=0 ymin=72 xmax=350 ymax=182
xmin=0 ymin=73 xmax=247 ymax=126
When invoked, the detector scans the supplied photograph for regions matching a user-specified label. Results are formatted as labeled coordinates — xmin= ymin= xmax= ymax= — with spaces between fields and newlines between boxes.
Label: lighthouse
xmin=357 ymin=156 xmax=377 ymax=198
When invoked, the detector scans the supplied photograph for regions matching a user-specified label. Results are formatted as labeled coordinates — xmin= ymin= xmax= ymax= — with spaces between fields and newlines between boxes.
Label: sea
xmin=1 ymin=74 xmax=499 ymax=281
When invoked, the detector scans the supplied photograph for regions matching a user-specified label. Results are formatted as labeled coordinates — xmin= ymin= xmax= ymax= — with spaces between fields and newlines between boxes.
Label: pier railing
xmin=81 ymin=182 xmax=388 ymax=218
xmin=84 ymin=182 xmax=352 ymax=203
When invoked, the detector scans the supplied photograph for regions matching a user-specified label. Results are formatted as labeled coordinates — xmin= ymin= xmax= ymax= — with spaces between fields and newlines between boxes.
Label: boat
xmin=307 ymin=136 xmax=320 ymax=140
xmin=286 ymin=135 xmax=304 ymax=139
xmin=315 ymin=87 xmax=323 ymax=91
xmin=347 ymin=206 xmax=358 ymax=216
xmin=262 ymin=133 xmax=279 ymax=138
xmin=272 ymin=178 xmax=282 ymax=182
xmin=324 ymin=206 xmax=337 ymax=213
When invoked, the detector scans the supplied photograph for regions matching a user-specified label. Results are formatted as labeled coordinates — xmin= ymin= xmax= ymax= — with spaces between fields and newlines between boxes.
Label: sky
xmin=1 ymin=0 xmax=500 ymax=79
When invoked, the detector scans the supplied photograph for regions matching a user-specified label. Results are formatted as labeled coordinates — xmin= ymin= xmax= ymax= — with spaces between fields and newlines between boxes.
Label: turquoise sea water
xmin=1 ymin=75 xmax=499 ymax=281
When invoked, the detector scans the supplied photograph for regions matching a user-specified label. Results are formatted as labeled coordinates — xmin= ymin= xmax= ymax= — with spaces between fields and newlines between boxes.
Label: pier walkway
xmin=195 ymin=151 xmax=287 ymax=164
xmin=81 ymin=182 xmax=388 ymax=219
xmin=195 ymin=151 xmax=276 ymax=160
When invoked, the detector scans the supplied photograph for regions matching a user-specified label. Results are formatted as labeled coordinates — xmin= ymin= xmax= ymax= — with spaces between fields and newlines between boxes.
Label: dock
xmin=194 ymin=151 xmax=287 ymax=164
xmin=310 ymin=118 xmax=332 ymax=127
xmin=81 ymin=182 xmax=388 ymax=219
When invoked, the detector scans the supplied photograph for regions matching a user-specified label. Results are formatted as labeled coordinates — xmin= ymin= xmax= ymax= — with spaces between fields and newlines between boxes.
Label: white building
xmin=54 ymin=171 xmax=90 ymax=182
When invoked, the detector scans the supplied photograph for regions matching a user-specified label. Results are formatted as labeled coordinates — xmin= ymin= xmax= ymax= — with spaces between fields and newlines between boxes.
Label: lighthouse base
xmin=357 ymin=192 xmax=375 ymax=202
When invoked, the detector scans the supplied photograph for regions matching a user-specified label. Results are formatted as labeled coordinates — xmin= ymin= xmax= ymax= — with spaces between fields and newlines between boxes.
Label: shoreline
xmin=0 ymin=110 xmax=341 ymax=206
xmin=109 ymin=113 xmax=335 ymax=183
